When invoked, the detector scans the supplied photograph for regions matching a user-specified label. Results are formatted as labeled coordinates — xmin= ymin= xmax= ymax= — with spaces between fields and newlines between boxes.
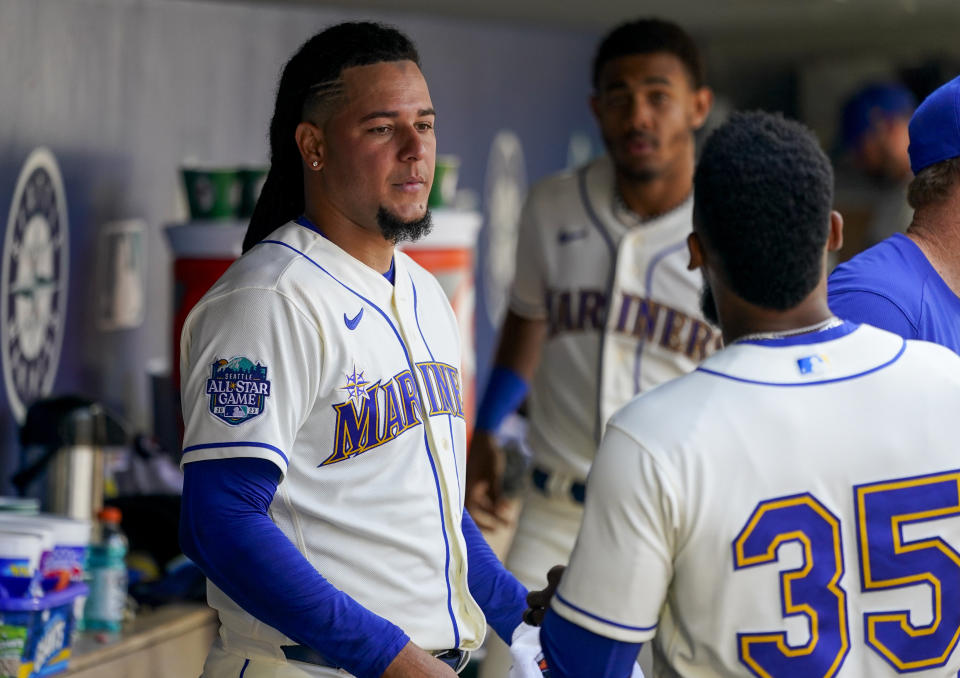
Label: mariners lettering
xmin=546 ymin=287 xmax=722 ymax=362
xmin=417 ymin=362 xmax=465 ymax=417
xmin=546 ymin=289 xmax=606 ymax=335
xmin=322 ymin=361 xmax=464 ymax=466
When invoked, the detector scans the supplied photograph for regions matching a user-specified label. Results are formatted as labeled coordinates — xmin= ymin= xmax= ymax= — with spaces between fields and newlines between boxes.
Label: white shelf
xmin=166 ymin=209 xmax=481 ymax=259
xmin=402 ymin=208 xmax=481 ymax=251
xmin=164 ymin=221 xmax=246 ymax=258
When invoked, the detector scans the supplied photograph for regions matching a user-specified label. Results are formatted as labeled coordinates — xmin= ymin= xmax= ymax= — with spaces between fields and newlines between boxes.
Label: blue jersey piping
xmin=410 ymin=274 xmax=463 ymax=496
xmin=697 ymin=338 xmax=907 ymax=387
xmin=408 ymin=272 xmax=462 ymax=647
xmin=555 ymin=592 xmax=658 ymax=632
xmin=182 ymin=441 xmax=289 ymax=466
xmin=633 ymin=240 xmax=688 ymax=393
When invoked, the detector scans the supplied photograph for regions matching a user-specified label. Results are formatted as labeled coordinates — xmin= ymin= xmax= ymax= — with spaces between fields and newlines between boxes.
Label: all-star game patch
xmin=207 ymin=356 xmax=271 ymax=425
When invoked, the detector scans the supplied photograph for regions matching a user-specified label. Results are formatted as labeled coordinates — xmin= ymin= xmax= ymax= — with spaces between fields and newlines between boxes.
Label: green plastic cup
xmin=238 ymin=166 xmax=268 ymax=219
xmin=181 ymin=167 xmax=241 ymax=221
xmin=429 ymin=155 xmax=460 ymax=208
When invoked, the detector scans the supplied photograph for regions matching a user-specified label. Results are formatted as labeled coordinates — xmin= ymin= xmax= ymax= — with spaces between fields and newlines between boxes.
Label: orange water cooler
xmin=164 ymin=222 xmax=246 ymax=444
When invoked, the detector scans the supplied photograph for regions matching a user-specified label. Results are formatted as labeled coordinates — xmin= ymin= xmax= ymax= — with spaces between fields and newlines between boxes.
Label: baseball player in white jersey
xmin=178 ymin=23 xmax=526 ymax=678
xmin=470 ymin=19 xmax=716 ymax=677
xmin=534 ymin=111 xmax=960 ymax=677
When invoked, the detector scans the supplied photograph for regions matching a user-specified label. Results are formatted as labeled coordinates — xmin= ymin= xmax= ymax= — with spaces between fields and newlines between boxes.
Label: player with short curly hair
xmin=533 ymin=109 xmax=960 ymax=678
xmin=694 ymin=110 xmax=834 ymax=320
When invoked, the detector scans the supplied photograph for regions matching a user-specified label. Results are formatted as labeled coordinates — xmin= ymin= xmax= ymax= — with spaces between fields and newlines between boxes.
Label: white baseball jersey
xmin=554 ymin=323 xmax=960 ymax=677
xmin=180 ymin=222 xmax=485 ymax=659
xmin=510 ymin=154 xmax=722 ymax=480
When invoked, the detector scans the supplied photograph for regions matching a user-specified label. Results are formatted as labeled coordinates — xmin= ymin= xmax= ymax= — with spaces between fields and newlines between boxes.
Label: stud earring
xmin=312 ymin=160 xmax=319 ymax=168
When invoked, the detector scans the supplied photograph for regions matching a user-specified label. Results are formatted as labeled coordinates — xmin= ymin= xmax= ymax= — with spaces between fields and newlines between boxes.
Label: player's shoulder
xmin=208 ymin=222 xmax=322 ymax=294
xmin=606 ymin=367 xmax=715 ymax=447
xmin=524 ymin=156 xmax=608 ymax=214
xmin=900 ymin=333 xmax=960 ymax=377
xmin=527 ymin=165 xmax=578 ymax=198
xmin=188 ymin=223 xmax=325 ymax=320
xmin=829 ymin=234 xmax=924 ymax=296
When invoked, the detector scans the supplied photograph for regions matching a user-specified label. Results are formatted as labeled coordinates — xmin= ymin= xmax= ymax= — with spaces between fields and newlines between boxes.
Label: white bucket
xmin=0 ymin=530 xmax=45 ymax=580
xmin=0 ymin=517 xmax=79 ymax=582
xmin=36 ymin=515 xmax=92 ymax=582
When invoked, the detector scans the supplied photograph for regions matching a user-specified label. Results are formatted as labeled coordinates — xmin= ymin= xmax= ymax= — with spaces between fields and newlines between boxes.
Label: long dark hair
xmin=243 ymin=22 xmax=421 ymax=252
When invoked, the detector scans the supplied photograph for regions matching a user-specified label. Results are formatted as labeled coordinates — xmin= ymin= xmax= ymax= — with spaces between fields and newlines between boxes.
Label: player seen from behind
xmin=531 ymin=111 xmax=960 ymax=677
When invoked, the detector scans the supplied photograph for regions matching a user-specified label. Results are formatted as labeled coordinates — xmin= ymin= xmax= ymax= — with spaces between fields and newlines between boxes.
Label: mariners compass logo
xmin=207 ymin=356 xmax=271 ymax=425
xmin=1 ymin=148 xmax=69 ymax=423
xmin=341 ymin=365 xmax=370 ymax=408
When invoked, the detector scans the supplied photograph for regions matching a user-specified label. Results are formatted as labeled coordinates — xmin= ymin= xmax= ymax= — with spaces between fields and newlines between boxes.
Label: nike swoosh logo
xmin=558 ymin=229 xmax=588 ymax=244
xmin=344 ymin=308 xmax=364 ymax=330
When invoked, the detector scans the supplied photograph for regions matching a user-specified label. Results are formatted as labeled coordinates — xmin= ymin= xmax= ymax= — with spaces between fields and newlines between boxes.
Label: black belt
xmin=531 ymin=467 xmax=586 ymax=504
xmin=282 ymin=645 xmax=470 ymax=673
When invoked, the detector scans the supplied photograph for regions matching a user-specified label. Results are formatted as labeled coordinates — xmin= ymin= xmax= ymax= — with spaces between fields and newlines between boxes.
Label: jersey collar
xmin=296 ymin=215 xmax=395 ymax=285
xmin=697 ymin=323 xmax=906 ymax=386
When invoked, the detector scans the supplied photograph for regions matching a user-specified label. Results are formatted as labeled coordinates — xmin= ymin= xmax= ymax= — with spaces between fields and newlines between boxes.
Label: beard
xmin=700 ymin=278 xmax=720 ymax=327
xmin=376 ymin=206 xmax=433 ymax=244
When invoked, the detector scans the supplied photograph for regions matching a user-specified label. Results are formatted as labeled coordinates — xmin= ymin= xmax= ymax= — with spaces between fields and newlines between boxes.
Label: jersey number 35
xmin=732 ymin=470 xmax=960 ymax=677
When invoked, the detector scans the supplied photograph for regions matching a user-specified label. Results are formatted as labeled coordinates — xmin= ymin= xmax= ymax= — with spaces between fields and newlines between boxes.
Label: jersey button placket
xmin=391 ymin=283 xmax=472 ymax=638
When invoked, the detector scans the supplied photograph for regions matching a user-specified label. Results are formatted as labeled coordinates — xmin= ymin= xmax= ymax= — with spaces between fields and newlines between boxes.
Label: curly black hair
xmin=244 ymin=22 xmax=421 ymax=252
xmin=592 ymin=18 xmax=704 ymax=90
xmin=693 ymin=111 xmax=834 ymax=310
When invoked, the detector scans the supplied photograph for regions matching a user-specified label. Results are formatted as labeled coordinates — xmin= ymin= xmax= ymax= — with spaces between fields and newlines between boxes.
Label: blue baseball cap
xmin=840 ymin=83 xmax=916 ymax=151
xmin=908 ymin=75 xmax=960 ymax=174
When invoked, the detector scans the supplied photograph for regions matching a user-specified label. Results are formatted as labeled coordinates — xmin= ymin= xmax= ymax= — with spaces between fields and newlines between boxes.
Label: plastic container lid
xmin=0 ymin=514 xmax=91 ymax=547
xmin=0 ymin=519 xmax=55 ymax=552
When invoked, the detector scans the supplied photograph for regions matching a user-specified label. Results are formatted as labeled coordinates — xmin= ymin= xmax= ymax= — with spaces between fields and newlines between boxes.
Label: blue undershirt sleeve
xmin=179 ymin=457 xmax=409 ymax=678
xmin=474 ymin=366 xmax=529 ymax=433
xmin=461 ymin=510 xmax=527 ymax=644
xmin=828 ymin=289 xmax=917 ymax=339
xmin=541 ymin=610 xmax=643 ymax=678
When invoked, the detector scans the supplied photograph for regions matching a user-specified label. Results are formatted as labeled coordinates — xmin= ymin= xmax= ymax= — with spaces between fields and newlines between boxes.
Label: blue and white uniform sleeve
xmin=180 ymin=457 xmax=409 ymax=678
xmin=179 ymin=286 xmax=322 ymax=475
xmin=461 ymin=510 xmax=527 ymax=643
xmin=551 ymin=424 xmax=677 ymax=643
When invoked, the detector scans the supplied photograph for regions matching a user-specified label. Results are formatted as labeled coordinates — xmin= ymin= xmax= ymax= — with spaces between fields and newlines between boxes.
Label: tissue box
xmin=0 ymin=583 xmax=87 ymax=678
